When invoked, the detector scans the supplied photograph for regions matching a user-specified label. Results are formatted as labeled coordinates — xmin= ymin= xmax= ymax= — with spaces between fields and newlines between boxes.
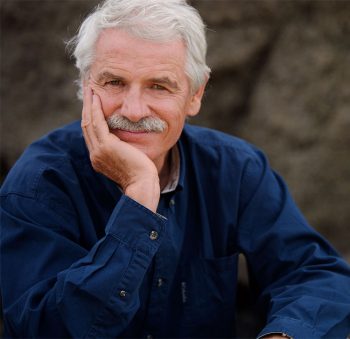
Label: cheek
xmin=152 ymin=97 xmax=188 ymax=121
xmin=94 ymin=90 xmax=120 ymax=117
xmin=165 ymin=113 xmax=187 ymax=143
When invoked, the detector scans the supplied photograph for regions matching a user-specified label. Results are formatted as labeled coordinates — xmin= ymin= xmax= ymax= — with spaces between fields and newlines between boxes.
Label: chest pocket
xmin=179 ymin=253 xmax=238 ymax=337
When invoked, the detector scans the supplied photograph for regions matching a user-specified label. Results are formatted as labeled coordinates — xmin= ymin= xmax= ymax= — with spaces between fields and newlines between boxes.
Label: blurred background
xmin=1 ymin=0 xmax=350 ymax=337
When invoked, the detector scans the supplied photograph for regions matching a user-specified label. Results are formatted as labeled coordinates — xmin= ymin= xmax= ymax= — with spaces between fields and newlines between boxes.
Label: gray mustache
xmin=106 ymin=115 xmax=167 ymax=133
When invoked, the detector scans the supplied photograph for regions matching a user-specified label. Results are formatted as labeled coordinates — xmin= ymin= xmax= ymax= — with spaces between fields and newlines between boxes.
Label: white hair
xmin=67 ymin=0 xmax=211 ymax=98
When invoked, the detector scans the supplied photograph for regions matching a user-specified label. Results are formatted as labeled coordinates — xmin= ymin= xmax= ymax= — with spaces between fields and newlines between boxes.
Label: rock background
xmin=1 ymin=0 xmax=350 ymax=336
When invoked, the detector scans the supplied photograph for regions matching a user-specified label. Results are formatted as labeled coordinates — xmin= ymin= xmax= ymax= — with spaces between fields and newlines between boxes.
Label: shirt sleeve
xmin=0 ymin=192 xmax=166 ymax=338
xmin=236 ymin=150 xmax=350 ymax=338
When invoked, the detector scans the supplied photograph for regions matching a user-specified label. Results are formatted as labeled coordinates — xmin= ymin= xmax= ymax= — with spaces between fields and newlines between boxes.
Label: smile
xmin=116 ymin=128 xmax=151 ymax=134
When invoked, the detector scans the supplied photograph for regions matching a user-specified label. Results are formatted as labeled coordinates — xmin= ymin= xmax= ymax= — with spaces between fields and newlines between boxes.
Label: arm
xmin=1 ymin=193 xmax=165 ymax=337
xmin=237 ymin=151 xmax=350 ymax=338
xmin=0 ymin=87 xmax=164 ymax=337
xmin=81 ymin=86 xmax=160 ymax=212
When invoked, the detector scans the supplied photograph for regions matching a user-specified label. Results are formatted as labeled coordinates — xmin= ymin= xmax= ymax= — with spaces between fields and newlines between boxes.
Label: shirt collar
xmin=161 ymin=145 xmax=181 ymax=194
xmin=161 ymin=130 xmax=187 ymax=194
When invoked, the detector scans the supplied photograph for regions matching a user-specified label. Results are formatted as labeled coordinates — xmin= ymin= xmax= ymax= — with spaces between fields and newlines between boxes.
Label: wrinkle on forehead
xmin=94 ymin=28 xmax=186 ymax=68
xmin=91 ymin=28 xmax=189 ymax=89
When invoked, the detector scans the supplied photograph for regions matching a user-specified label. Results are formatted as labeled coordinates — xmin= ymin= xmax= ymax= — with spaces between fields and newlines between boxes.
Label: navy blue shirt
xmin=1 ymin=121 xmax=350 ymax=338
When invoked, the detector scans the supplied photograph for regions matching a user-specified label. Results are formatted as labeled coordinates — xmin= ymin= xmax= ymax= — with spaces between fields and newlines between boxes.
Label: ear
xmin=186 ymin=79 xmax=208 ymax=117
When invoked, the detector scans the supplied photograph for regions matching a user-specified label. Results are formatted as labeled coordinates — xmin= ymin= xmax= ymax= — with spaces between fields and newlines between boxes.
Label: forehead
xmin=92 ymin=28 xmax=187 ymax=77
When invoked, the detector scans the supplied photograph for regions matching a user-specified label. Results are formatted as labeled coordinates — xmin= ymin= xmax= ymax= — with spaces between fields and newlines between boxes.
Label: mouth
xmin=115 ymin=128 xmax=150 ymax=134
xmin=111 ymin=128 xmax=157 ymax=142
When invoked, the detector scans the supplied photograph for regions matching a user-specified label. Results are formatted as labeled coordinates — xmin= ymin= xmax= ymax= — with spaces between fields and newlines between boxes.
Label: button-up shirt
xmin=1 ymin=121 xmax=349 ymax=338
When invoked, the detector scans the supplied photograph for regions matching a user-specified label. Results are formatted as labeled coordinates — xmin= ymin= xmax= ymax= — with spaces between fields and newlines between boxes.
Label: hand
xmin=81 ymin=86 xmax=160 ymax=212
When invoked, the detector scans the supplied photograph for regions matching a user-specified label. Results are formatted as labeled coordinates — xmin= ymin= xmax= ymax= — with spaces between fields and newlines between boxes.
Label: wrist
xmin=125 ymin=175 xmax=160 ymax=212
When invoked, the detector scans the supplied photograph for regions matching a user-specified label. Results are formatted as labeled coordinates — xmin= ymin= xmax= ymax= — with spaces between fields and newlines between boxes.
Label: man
xmin=1 ymin=0 xmax=349 ymax=338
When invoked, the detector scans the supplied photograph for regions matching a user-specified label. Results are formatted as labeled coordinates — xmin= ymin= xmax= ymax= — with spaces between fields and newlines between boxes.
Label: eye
xmin=151 ymin=84 xmax=167 ymax=91
xmin=106 ymin=79 xmax=124 ymax=87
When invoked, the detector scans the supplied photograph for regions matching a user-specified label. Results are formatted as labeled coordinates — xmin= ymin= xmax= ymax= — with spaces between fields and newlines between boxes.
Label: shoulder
xmin=180 ymin=124 xmax=291 ymax=216
xmin=1 ymin=120 xmax=89 ymax=198
xmin=180 ymin=124 xmax=277 ymax=213
xmin=181 ymin=123 xmax=266 ymax=166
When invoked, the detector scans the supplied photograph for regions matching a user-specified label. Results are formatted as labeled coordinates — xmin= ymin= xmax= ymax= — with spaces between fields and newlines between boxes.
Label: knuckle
xmin=90 ymin=159 xmax=101 ymax=172
xmin=81 ymin=120 xmax=90 ymax=128
xmin=90 ymin=151 xmax=101 ymax=167
xmin=89 ymin=145 xmax=107 ymax=170
xmin=92 ymin=121 xmax=98 ymax=130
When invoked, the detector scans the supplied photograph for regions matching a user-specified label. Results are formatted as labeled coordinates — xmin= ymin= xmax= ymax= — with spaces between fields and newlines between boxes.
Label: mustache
xmin=106 ymin=114 xmax=167 ymax=133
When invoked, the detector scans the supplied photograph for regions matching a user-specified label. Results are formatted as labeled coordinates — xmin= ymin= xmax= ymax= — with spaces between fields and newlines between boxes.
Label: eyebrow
xmin=96 ymin=71 xmax=124 ymax=83
xmin=96 ymin=72 xmax=179 ymax=90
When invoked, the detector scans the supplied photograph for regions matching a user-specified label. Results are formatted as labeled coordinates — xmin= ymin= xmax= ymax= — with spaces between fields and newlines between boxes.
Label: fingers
xmin=82 ymin=85 xmax=95 ymax=152
xmin=81 ymin=84 xmax=109 ymax=150
xmin=81 ymin=84 xmax=92 ymax=127
xmin=91 ymin=93 xmax=111 ymax=143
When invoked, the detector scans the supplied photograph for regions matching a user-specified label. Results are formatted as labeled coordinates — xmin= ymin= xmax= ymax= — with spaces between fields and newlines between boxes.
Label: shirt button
xmin=119 ymin=290 xmax=127 ymax=298
xmin=149 ymin=230 xmax=158 ymax=240
xmin=157 ymin=278 xmax=164 ymax=287
xmin=169 ymin=199 xmax=175 ymax=206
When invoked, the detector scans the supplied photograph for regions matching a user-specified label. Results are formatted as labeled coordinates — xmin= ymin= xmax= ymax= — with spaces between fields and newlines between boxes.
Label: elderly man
xmin=1 ymin=0 xmax=349 ymax=338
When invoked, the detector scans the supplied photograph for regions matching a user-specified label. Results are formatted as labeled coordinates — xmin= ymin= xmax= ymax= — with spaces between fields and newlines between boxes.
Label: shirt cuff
xmin=257 ymin=316 xmax=318 ymax=339
xmin=105 ymin=194 xmax=167 ymax=250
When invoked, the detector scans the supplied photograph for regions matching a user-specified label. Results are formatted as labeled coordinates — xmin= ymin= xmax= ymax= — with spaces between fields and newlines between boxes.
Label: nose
xmin=120 ymin=86 xmax=150 ymax=122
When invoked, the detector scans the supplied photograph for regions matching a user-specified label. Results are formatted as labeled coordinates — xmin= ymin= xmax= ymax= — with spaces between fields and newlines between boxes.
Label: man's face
xmin=88 ymin=28 xmax=206 ymax=169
